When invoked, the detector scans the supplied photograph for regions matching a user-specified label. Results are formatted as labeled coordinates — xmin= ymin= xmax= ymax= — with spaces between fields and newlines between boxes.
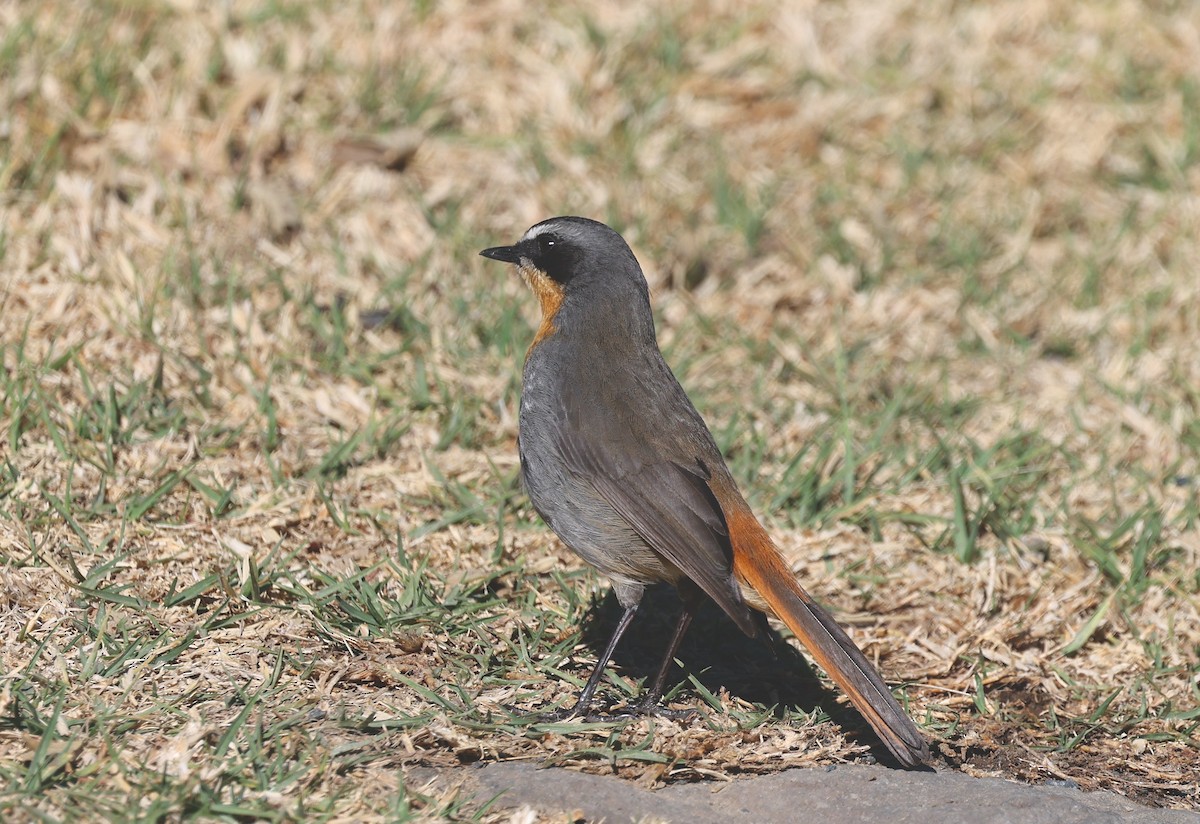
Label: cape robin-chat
xmin=481 ymin=216 xmax=930 ymax=768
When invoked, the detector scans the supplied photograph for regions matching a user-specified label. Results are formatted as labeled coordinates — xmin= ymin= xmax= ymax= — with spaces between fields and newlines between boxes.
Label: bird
xmin=480 ymin=216 xmax=930 ymax=768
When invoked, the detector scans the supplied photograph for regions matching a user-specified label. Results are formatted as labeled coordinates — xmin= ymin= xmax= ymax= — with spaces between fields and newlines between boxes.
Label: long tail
xmin=727 ymin=509 xmax=930 ymax=768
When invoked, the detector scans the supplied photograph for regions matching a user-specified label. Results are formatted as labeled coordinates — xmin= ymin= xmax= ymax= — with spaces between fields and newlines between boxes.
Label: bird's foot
xmin=535 ymin=701 xmax=595 ymax=723
xmin=525 ymin=696 xmax=698 ymax=724
xmin=607 ymin=699 xmax=699 ymax=722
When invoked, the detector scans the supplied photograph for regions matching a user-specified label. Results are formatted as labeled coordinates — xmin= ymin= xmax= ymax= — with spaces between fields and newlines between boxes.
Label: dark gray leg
xmin=640 ymin=606 xmax=694 ymax=706
xmin=541 ymin=601 xmax=640 ymax=721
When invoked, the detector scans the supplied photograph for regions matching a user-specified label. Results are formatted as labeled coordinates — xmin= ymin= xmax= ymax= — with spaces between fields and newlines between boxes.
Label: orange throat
xmin=520 ymin=263 xmax=565 ymax=353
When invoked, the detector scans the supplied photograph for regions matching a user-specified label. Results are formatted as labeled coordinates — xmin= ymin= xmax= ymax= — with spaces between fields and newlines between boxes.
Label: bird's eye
xmin=530 ymin=232 xmax=575 ymax=283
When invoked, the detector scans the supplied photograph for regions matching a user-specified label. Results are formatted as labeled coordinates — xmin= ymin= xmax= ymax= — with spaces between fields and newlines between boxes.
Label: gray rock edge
xmin=410 ymin=761 xmax=1199 ymax=824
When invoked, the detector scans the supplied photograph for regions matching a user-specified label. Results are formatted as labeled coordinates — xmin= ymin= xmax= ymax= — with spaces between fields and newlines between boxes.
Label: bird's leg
xmin=620 ymin=604 xmax=697 ymax=720
xmin=539 ymin=602 xmax=640 ymax=722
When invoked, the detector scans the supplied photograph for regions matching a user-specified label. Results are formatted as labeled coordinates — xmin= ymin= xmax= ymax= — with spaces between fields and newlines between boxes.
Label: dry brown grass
xmin=1 ymin=0 xmax=1198 ymax=820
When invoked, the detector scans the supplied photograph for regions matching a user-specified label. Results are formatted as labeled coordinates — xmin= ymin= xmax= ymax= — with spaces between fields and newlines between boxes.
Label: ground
xmin=1 ymin=0 xmax=1198 ymax=821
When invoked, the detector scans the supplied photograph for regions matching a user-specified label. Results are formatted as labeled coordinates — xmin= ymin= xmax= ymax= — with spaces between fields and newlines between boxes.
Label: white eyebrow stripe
xmin=521 ymin=223 xmax=557 ymax=242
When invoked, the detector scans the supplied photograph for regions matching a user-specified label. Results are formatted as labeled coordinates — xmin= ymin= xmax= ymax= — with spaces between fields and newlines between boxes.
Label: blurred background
xmin=1 ymin=0 xmax=1197 ymax=818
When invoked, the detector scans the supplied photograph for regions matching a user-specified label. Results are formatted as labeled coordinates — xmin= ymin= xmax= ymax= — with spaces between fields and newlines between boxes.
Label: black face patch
xmin=521 ymin=231 xmax=581 ymax=284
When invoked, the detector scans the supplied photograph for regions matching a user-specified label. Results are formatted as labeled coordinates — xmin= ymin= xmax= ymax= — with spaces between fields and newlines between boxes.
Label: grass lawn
xmin=1 ymin=0 xmax=1198 ymax=819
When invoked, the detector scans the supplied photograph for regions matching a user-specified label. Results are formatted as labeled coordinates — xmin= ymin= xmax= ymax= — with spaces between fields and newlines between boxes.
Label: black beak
xmin=480 ymin=244 xmax=522 ymax=264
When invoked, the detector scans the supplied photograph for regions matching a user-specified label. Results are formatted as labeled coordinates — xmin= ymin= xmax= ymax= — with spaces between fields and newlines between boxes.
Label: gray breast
xmin=518 ymin=348 xmax=675 ymax=591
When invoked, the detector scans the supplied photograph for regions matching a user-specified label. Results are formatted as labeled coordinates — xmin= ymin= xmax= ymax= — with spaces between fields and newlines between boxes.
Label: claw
xmin=609 ymin=700 xmax=700 ymax=722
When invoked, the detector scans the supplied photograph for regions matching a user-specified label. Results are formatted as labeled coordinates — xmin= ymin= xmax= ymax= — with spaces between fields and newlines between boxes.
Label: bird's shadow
xmin=567 ymin=584 xmax=913 ymax=767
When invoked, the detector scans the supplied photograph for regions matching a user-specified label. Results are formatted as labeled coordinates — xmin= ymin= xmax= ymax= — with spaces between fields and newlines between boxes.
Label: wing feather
xmin=555 ymin=409 xmax=758 ymax=636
